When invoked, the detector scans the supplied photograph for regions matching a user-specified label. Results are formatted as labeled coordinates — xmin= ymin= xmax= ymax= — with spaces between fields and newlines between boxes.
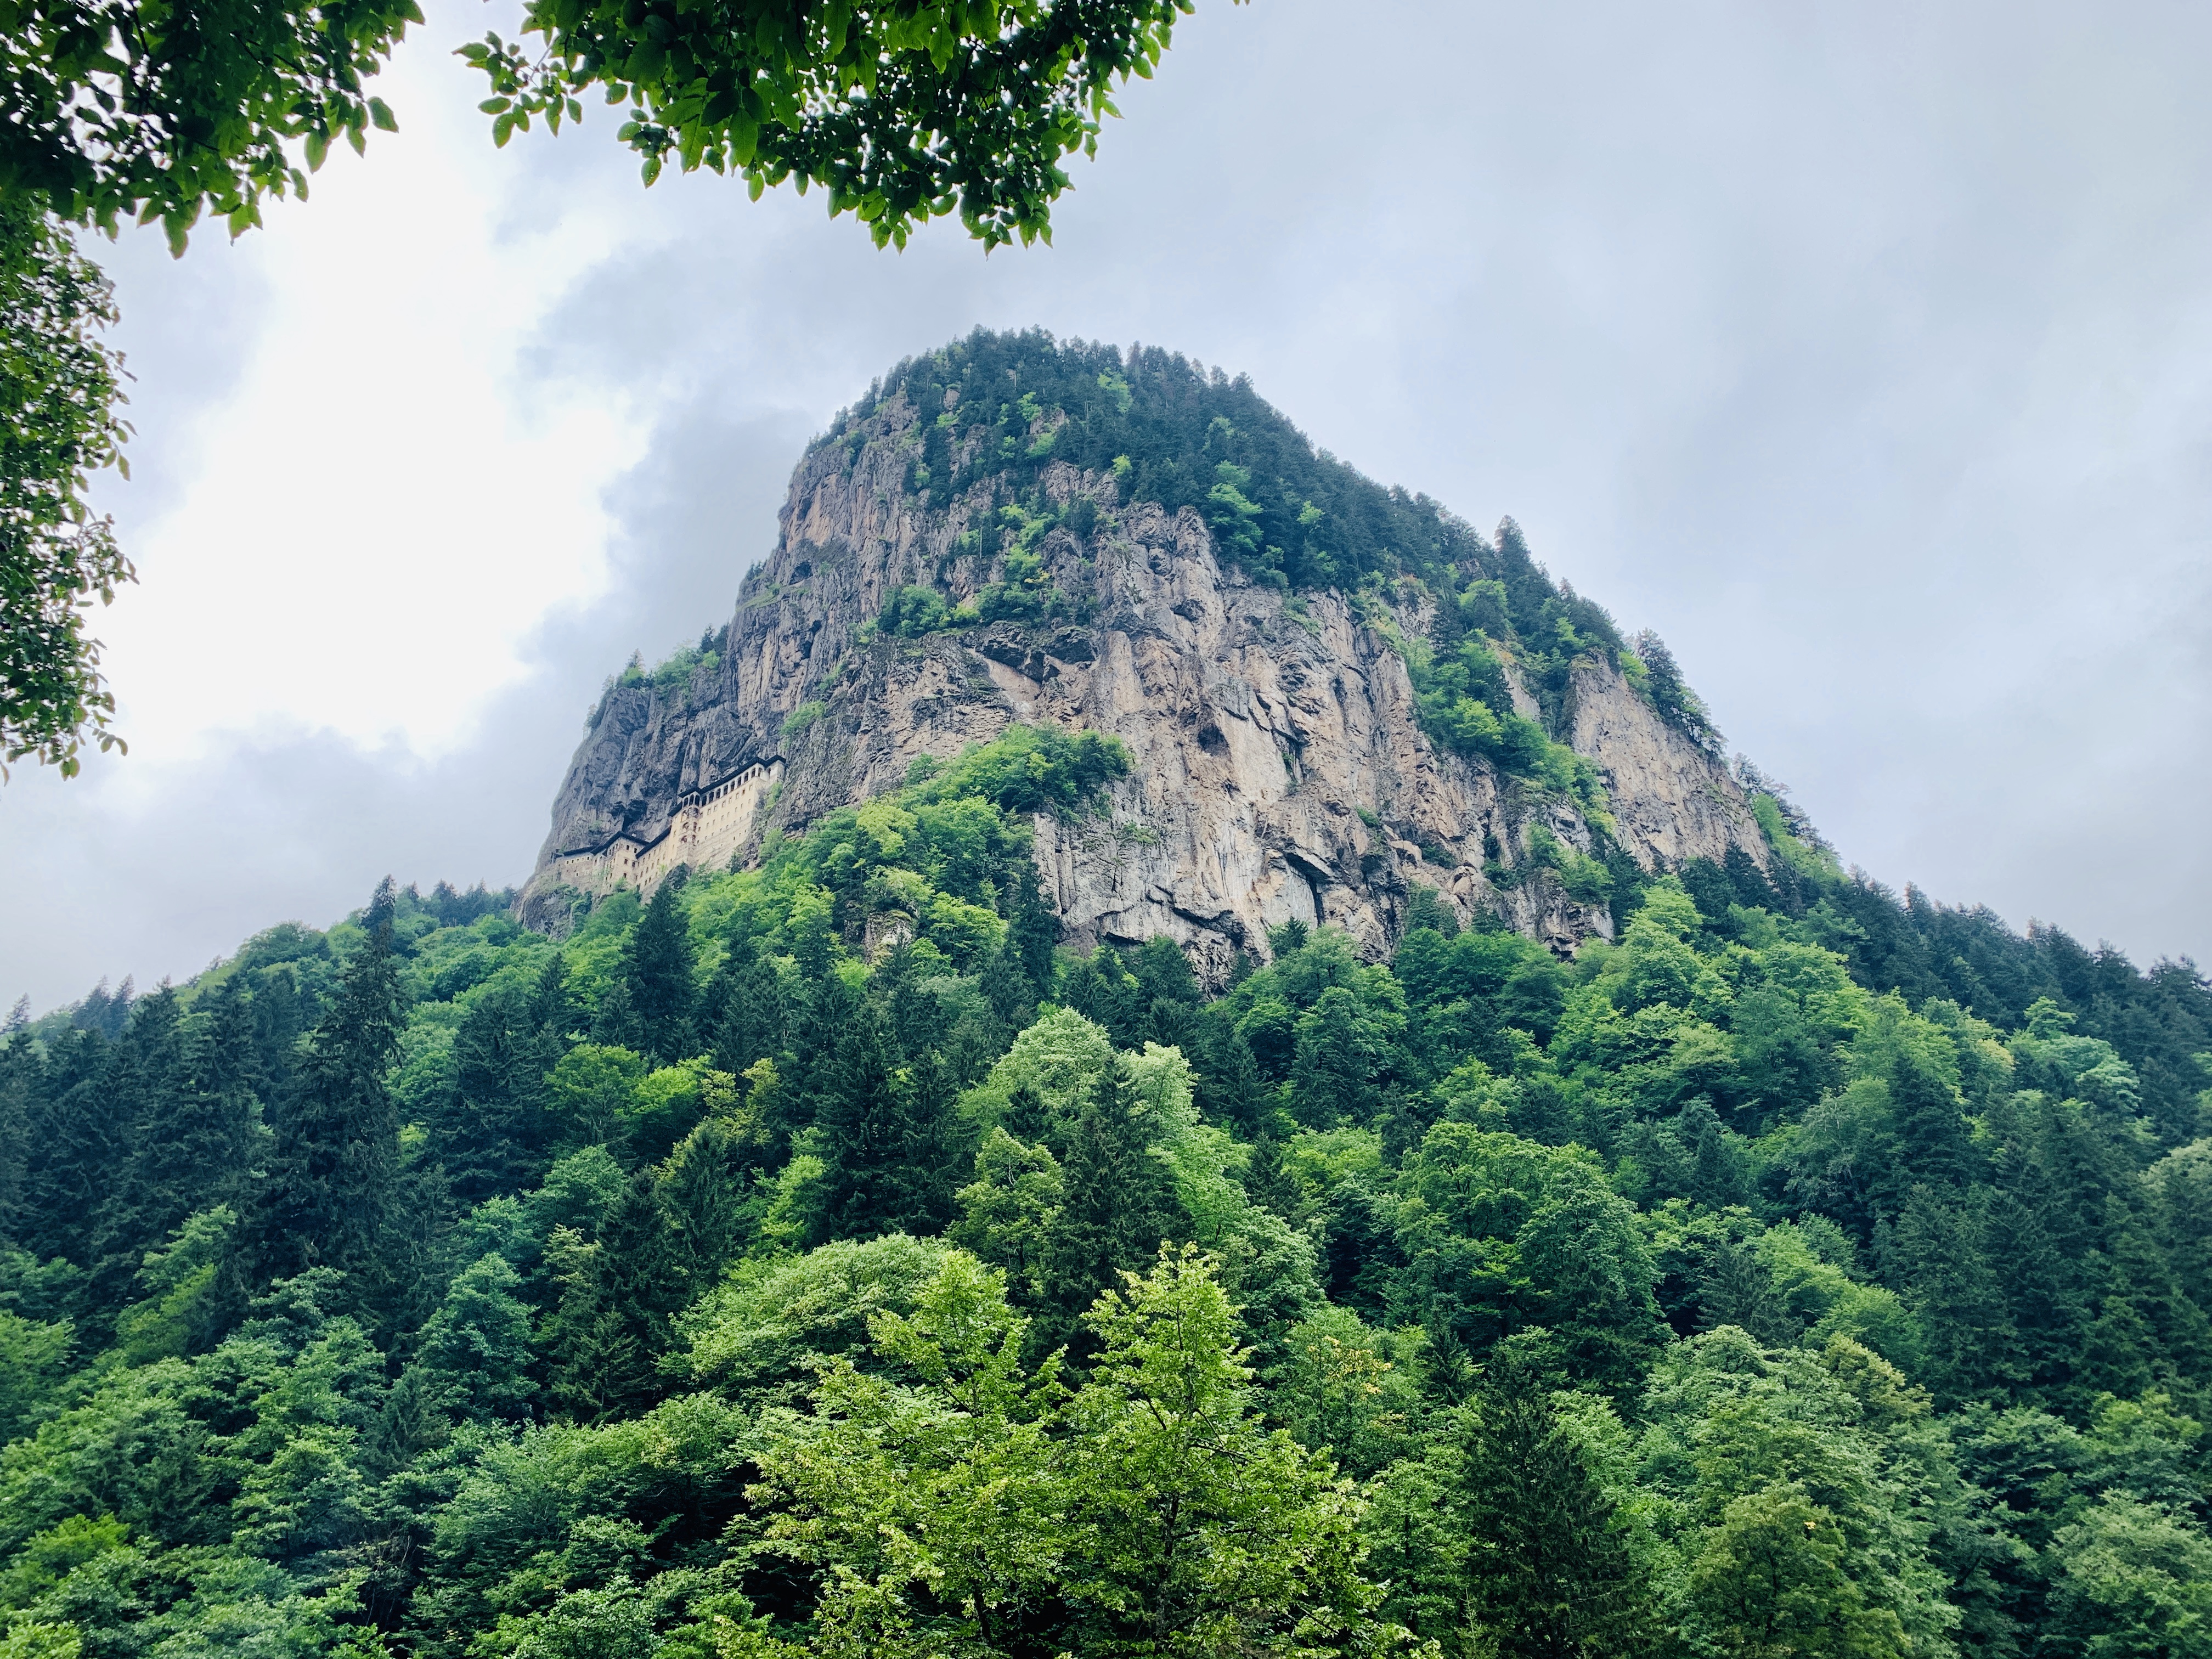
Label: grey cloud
xmin=7 ymin=0 xmax=2209 ymax=1011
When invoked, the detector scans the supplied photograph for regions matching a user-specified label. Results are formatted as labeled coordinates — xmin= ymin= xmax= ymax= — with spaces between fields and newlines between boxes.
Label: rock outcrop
xmin=519 ymin=387 xmax=1770 ymax=980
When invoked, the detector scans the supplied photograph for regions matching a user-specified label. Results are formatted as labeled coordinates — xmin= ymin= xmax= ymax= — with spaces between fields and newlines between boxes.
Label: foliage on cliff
xmin=851 ymin=328 xmax=1497 ymax=596
xmin=845 ymin=331 xmax=1723 ymax=794
xmin=4 ymin=740 xmax=2211 ymax=1658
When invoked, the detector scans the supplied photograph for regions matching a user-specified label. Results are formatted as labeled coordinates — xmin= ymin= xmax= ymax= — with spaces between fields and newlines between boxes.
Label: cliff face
xmin=520 ymin=386 xmax=1770 ymax=979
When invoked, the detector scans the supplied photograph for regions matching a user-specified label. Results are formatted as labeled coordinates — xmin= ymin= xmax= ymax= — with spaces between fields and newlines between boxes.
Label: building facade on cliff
xmin=537 ymin=758 xmax=785 ymax=906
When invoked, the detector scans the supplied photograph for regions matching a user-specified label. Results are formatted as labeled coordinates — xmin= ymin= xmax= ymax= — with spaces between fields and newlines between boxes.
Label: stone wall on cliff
xmin=518 ymin=391 xmax=1771 ymax=978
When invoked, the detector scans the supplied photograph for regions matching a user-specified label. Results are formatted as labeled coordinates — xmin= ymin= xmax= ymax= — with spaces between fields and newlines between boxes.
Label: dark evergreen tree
xmin=0 ymin=1018 xmax=31 ymax=1242
xmin=1290 ymin=986 xmax=1385 ymax=1128
xmin=91 ymin=984 xmax=261 ymax=1308
xmin=246 ymin=881 xmax=407 ymax=1296
xmin=890 ymin=1051 xmax=963 ymax=1233
xmin=1681 ymin=1098 xmax=1753 ymax=1210
xmin=1001 ymin=1080 xmax=1050 ymax=1145
xmin=1006 ymin=856 xmax=1060 ymax=999
xmin=625 ymin=873 xmax=697 ymax=1063
xmin=73 ymin=975 xmax=135 ymax=1040
xmin=18 ymin=1028 xmax=122 ymax=1266
xmin=810 ymin=985 xmax=905 ymax=1242
xmin=1060 ymin=946 xmax=1146 ymax=1048
xmin=80 ymin=986 xmax=186 ymax=1304
xmin=1695 ymin=1236 xmax=1792 ymax=1346
xmin=1889 ymin=1049 xmax=1977 ymax=1194
xmin=881 ymin=947 xmax=943 ymax=1062
xmin=1204 ymin=1019 xmax=1273 ymax=1137
xmin=1983 ymin=1103 xmax=2090 ymax=1402
xmin=709 ymin=952 xmax=788 ymax=1079
xmin=588 ymin=978 xmax=645 ymax=1051
xmin=543 ymin=1167 xmax=685 ymax=1422
xmin=1130 ymin=935 xmax=1195 ymax=998
xmin=977 ymin=941 xmax=1038 ymax=1034
xmin=1243 ymin=1130 xmax=1304 ymax=1222
xmin=1452 ymin=1348 xmax=1655 ymax=1659
xmin=658 ymin=1109 xmax=758 ymax=1288
xmin=1040 ymin=1066 xmax=1184 ymax=1337
xmin=435 ymin=979 xmax=553 ymax=1205
xmin=1891 ymin=1184 xmax=2020 ymax=1404
xmin=247 ymin=964 xmax=307 ymax=1107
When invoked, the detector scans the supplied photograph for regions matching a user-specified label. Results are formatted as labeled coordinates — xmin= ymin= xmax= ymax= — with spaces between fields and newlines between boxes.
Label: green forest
xmin=2 ymin=711 xmax=2209 ymax=1659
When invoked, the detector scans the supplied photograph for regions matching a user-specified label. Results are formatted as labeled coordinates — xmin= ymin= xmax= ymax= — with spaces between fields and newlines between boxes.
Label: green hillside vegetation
xmin=3 ymin=721 xmax=2210 ymax=1659
xmin=848 ymin=330 xmax=1702 ymax=896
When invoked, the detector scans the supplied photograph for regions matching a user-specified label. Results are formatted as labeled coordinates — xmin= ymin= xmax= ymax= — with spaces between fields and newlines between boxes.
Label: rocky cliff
xmin=519 ymin=337 xmax=1770 ymax=980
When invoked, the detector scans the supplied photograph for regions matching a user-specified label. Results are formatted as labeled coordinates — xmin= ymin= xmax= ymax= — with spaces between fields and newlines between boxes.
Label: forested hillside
xmin=3 ymin=719 xmax=2209 ymax=1659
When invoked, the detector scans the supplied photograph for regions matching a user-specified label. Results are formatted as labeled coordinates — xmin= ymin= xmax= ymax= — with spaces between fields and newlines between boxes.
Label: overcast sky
xmin=5 ymin=0 xmax=2209 ymax=1012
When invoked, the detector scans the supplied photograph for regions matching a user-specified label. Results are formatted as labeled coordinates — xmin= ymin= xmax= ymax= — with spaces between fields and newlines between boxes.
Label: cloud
xmin=5 ymin=0 xmax=2209 ymax=1012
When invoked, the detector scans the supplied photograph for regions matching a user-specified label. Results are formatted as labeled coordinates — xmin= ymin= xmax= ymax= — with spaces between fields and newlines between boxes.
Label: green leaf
xmin=478 ymin=96 xmax=511 ymax=114
xmin=368 ymin=96 xmax=397 ymax=131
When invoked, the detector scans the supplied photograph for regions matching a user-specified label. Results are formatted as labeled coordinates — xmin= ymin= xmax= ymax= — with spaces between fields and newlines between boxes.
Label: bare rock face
xmin=518 ymin=393 xmax=1769 ymax=978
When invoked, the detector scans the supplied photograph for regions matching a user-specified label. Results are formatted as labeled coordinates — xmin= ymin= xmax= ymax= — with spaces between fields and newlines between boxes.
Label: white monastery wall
xmin=543 ymin=758 xmax=785 ymax=903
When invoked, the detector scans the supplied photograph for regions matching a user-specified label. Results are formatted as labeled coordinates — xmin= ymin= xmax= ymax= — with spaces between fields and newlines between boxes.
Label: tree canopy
xmin=4 ymin=714 xmax=2210 ymax=1657
xmin=0 ymin=0 xmax=1227 ymax=251
xmin=0 ymin=199 xmax=129 ymax=775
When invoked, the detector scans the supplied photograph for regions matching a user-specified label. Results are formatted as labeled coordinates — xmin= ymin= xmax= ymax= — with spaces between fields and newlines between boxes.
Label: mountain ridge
xmin=520 ymin=330 xmax=1772 ymax=975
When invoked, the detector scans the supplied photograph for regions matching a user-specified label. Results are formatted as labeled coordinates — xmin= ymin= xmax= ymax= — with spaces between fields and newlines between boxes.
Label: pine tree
xmin=1131 ymin=935 xmax=1201 ymax=1009
xmin=543 ymin=1167 xmax=684 ymax=1421
xmin=1889 ymin=1049 xmax=1977 ymax=1193
xmin=1006 ymin=856 xmax=1059 ymax=1000
xmin=246 ymin=881 xmax=407 ymax=1297
xmin=709 ymin=952 xmax=788 ymax=1079
xmin=625 ymin=874 xmax=697 ymax=1063
xmin=890 ymin=1050 xmax=963 ymax=1233
xmin=20 ymin=1027 xmax=125 ymax=1266
xmin=1697 ymin=1235 xmax=1793 ymax=1346
xmin=1453 ymin=1348 xmax=1655 ymax=1659
xmin=435 ymin=978 xmax=553 ymax=1205
xmin=589 ymin=978 xmax=646 ymax=1050
xmin=1201 ymin=1019 xmax=1273 ymax=1137
xmin=0 ymin=1016 xmax=30 ymax=1241
xmin=977 ymin=941 xmax=1038 ymax=1035
xmin=1002 ymin=1080 xmax=1050 ymax=1144
xmin=1892 ymin=1183 xmax=2021 ymax=1403
xmin=811 ymin=989 xmax=905 ymax=1242
xmin=92 ymin=984 xmax=261 ymax=1308
xmin=1291 ymin=986 xmax=1383 ymax=1128
xmin=658 ymin=1104 xmax=758 ymax=1287
xmin=1683 ymin=1098 xmax=1753 ymax=1210
xmin=1040 ymin=1066 xmax=1184 ymax=1341
xmin=82 ymin=985 xmax=187 ymax=1305
xmin=247 ymin=963 xmax=306 ymax=1105
xmin=1061 ymin=947 xmax=1145 ymax=1048
xmin=1243 ymin=1130 xmax=1304 ymax=1221
xmin=1985 ymin=1174 xmax=2086 ymax=1401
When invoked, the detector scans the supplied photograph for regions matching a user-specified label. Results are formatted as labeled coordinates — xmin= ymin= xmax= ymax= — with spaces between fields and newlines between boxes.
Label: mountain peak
xmin=521 ymin=330 xmax=1769 ymax=976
